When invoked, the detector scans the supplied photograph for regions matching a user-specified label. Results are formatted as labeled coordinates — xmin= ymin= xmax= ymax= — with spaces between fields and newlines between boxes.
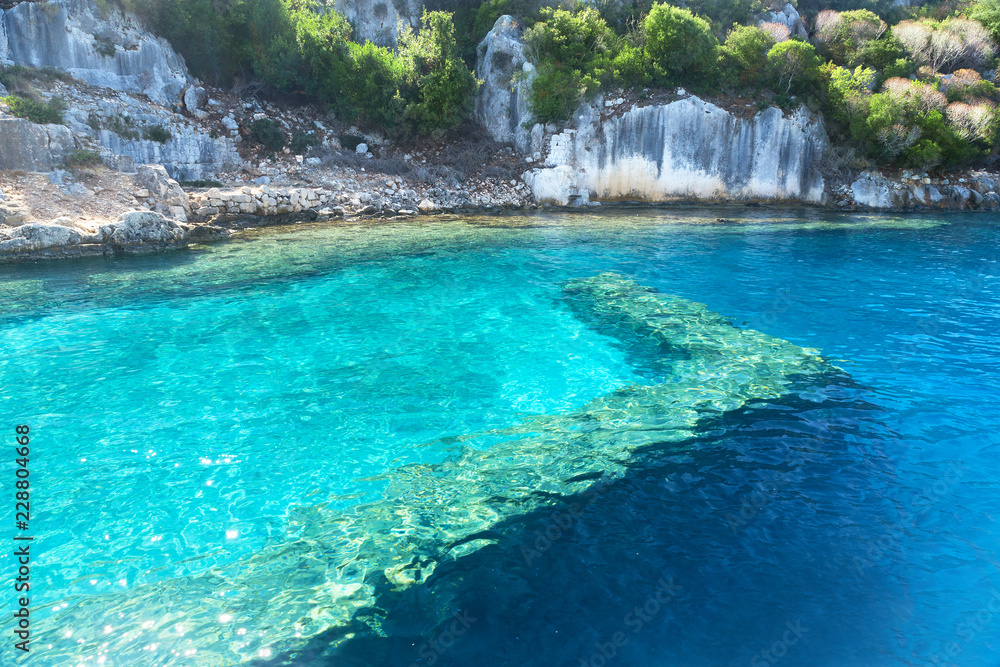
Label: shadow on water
xmin=253 ymin=371 xmax=905 ymax=667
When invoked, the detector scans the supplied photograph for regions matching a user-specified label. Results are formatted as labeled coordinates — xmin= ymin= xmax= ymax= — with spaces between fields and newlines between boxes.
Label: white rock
xmin=356 ymin=143 xmax=368 ymax=154
xmin=851 ymin=171 xmax=894 ymax=209
xmin=474 ymin=16 xmax=536 ymax=151
xmin=99 ymin=211 xmax=188 ymax=249
xmin=0 ymin=223 xmax=83 ymax=252
xmin=523 ymin=97 xmax=827 ymax=206
xmin=1 ymin=0 xmax=188 ymax=103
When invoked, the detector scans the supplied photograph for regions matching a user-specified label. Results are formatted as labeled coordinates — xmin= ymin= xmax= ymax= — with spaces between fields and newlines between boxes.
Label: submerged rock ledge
xmin=37 ymin=273 xmax=842 ymax=666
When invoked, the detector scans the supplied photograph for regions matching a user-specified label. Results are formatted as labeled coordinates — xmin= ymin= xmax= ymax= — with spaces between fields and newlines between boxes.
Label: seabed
xmin=36 ymin=272 xmax=844 ymax=666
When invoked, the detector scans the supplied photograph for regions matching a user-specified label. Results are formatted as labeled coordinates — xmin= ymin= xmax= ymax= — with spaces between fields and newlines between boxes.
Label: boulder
xmin=475 ymin=16 xmax=535 ymax=151
xmin=0 ymin=117 xmax=74 ymax=170
xmin=99 ymin=210 xmax=188 ymax=251
xmin=183 ymin=86 xmax=207 ymax=112
xmin=0 ymin=223 xmax=83 ymax=253
xmin=417 ymin=198 xmax=439 ymax=213
xmin=760 ymin=3 xmax=808 ymax=40
xmin=850 ymin=171 xmax=895 ymax=209
xmin=132 ymin=164 xmax=190 ymax=219
xmin=0 ymin=202 xmax=29 ymax=226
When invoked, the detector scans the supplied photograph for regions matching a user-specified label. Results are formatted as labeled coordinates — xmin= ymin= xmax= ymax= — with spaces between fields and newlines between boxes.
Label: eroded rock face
xmin=66 ymin=94 xmax=241 ymax=180
xmin=0 ymin=117 xmax=74 ymax=170
xmin=99 ymin=210 xmax=188 ymax=251
xmin=1 ymin=0 xmax=188 ymax=104
xmin=476 ymin=15 xmax=536 ymax=151
xmin=524 ymin=97 xmax=828 ymax=206
xmin=760 ymin=3 xmax=808 ymax=39
xmin=334 ymin=0 xmax=422 ymax=45
xmin=0 ymin=8 xmax=8 ymax=63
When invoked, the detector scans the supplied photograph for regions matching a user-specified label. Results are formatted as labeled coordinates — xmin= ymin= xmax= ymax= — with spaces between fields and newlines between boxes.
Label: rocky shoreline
xmin=5 ymin=168 xmax=1000 ymax=264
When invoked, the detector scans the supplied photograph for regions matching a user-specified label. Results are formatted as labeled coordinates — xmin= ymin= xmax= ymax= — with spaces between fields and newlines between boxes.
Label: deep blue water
xmin=1 ymin=208 xmax=998 ymax=666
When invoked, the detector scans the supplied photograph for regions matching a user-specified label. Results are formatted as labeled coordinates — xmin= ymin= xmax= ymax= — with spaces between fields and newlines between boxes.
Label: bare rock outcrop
xmin=99 ymin=210 xmax=188 ymax=252
xmin=0 ymin=117 xmax=74 ymax=171
xmin=0 ymin=0 xmax=189 ymax=104
xmin=475 ymin=15 xmax=536 ymax=151
xmin=523 ymin=96 xmax=828 ymax=206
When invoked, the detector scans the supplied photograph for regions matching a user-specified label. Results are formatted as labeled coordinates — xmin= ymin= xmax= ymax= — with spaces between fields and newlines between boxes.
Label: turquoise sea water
xmin=1 ymin=208 xmax=999 ymax=666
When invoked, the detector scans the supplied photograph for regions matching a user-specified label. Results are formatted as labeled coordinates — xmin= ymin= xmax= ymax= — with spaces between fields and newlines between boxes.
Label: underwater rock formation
xmin=38 ymin=274 xmax=840 ymax=666
xmin=523 ymin=97 xmax=828 ymax=206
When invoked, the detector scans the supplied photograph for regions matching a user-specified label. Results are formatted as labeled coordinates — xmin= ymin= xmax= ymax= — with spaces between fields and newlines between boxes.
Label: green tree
xmin=643 ymin=4 xmax=718 ymax=89
xmin=718 ymin=24 xmax=775 ymax=89
xmin=766 ymin=39 xmax=821 ymax=94
xmin=521 ymin=6 xmax=618 ymax=122
xmin=398 ymin=10 xmax=479 ymax=136
xmin=814 ymin=9 xmax=885 ymax=65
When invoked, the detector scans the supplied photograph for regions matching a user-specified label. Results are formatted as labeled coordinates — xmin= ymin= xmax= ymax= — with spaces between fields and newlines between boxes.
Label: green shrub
xmin=398 ymin=10 xmax=479 ymax=136
xmin=293 ymin=4 xmax=406 ymax=127
xmin=342 ymin=42 xmax=408 ymax=127
xmin=290 ymin=129 xmax=318 ymax=154
xmin=107 ymin=114 xmax=140 ymax=140
xmin=138 ymin=0 xmax=233 ymax=84
xmin=0 ymin=64 xmax=73 ymax=95
xmin=861 ymin=78 xmax=980 ymax=168
xmin=612 ymin=44 xmax=651 ymax=87
xmin=848 ymin=29 xmax=909 ymax=72
xmin=528 ymin=67 xmax=587 ymax=124
xmin=821 ymin=63 xmax=875 ymax=141
xmin=685 ymin=0 xmax=761 ymax=36
xmin=814 ymin=9 xmax=885 ymax=65
xmin=1 ymin=95 xmax=66 ymax=124
xmin=643 ymin=4 xmax=718 ymax=89
xmin=718 ymin=25 xmax=775 ymax=90
xmin=522 ymin=6 xmax=618 ymax=122
xmin=143 ymin=124 xmax=172 ymax=143
xmin=943 ymin=69 xmax=998 ymax=102
xmin=63 ymin=149 xmax=103 ymax=168
xmin=971 ymin=0 xmax=1000 ymax=44
xmin=766 ymin=40 xmax=822 ymax=95
xmin=248 ymin=118 xmax=285 ymax=151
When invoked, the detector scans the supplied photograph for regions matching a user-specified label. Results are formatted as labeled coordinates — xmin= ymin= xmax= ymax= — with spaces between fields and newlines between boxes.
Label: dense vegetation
xmin=114 ymin=0 xmax=1000 ymax=170
xmin=109 ymin=0 xmax=476 ymax=137
xmin=512 ymin=0 xmax=1000 ymax=171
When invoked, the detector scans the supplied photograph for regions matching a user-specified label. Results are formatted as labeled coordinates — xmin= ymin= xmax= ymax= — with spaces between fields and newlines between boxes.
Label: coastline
xmin=1 ymin=191 xmax=974 ymax=265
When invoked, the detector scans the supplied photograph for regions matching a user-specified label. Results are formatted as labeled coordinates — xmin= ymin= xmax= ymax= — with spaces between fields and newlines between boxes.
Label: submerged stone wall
xmin=36 ymin=273 xmax=839 ymax=666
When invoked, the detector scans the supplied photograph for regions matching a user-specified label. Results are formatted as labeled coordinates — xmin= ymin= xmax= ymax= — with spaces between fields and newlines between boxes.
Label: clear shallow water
xmin=1 ymin=208 xmax=998 ymax=666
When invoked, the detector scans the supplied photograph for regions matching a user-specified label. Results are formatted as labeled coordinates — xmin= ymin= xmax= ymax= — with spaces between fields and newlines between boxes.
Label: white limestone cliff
xmin=0 ymin=0 xmax=188 ymax=104
xmin=523 ymin=97 xmax=828 ymax=206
